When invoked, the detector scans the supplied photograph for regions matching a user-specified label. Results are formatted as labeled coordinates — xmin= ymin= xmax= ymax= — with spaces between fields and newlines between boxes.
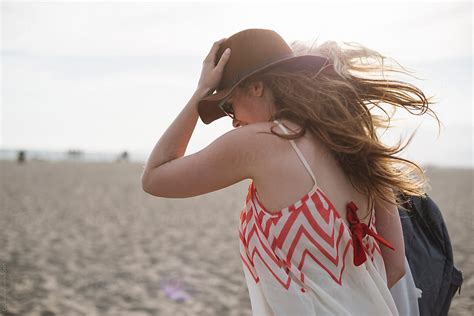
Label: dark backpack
xmin=396 ymin=192 xmax=463 ymax=316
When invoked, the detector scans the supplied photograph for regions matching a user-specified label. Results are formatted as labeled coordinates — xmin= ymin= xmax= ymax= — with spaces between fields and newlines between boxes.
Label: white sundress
xmin=238 ymin=119 xmax=422 ymax=315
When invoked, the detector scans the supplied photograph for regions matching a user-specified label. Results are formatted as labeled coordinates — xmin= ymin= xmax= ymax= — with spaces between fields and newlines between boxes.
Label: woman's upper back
xmin=251 ymin=118 xmax=374 ymax=228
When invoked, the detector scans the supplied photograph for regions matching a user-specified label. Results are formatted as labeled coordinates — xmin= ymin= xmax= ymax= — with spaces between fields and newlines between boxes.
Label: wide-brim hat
xmin=197 ymin=28 xmax=332 ymax=125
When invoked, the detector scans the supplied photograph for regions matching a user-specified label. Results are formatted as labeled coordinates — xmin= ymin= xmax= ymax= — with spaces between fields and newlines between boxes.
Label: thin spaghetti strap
xmin=273 ymin=119 xmax=318 ymax=188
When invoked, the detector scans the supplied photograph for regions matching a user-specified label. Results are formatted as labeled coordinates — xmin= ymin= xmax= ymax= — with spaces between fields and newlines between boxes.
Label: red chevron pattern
xmin=239 ymin=180 xmax=383 ymax=290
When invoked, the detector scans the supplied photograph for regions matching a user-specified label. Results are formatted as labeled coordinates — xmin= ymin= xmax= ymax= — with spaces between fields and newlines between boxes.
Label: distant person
xmin=67 ymin=149 xmax=83 ymax=160
xmin=141 ymin=29 xmax=441 ymax=315
xmin=17 ymin=150 xmax=26 ymax=164
xmin=117 ymin=150 xmax=129 ymax=163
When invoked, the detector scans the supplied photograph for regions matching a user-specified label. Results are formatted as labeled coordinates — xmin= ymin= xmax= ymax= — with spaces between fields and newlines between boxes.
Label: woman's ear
xmin=246 ymin=81 xmax=265 ymax=97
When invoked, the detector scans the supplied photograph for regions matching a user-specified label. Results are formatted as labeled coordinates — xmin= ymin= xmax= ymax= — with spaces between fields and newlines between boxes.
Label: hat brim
xmin=197 ymin=86 xmax=235 ymax=124
xmin=197 ymin=54 xmax=330 ymax=125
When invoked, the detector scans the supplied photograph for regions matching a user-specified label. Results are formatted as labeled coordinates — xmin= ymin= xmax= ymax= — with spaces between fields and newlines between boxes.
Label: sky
xmin=1 ymin=0 xmax=472 ymax=167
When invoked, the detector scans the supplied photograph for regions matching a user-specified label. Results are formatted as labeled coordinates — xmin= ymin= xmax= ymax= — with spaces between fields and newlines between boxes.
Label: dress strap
xmin=273 ymin=119 xmax=318 ymax=188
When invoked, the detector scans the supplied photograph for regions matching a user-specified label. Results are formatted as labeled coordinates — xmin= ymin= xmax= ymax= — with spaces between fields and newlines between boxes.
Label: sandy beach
xmin=1 ymin=160 xmax=472 ymax=315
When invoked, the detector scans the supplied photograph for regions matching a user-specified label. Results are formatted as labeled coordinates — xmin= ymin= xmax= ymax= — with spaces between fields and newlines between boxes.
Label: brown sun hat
xmin=197 ymin=28 xmax=332 ymax=124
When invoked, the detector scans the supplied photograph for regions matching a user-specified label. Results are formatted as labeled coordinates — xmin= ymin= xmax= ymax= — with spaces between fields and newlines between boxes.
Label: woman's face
xmin=225 ymin=82 xmax=276 ymax=128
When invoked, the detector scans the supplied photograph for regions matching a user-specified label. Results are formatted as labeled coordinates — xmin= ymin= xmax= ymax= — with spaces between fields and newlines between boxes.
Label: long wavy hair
xmin=236 ymin=39 xmax=442 ymax=219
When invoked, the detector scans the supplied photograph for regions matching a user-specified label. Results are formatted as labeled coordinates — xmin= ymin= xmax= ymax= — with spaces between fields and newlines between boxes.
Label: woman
xmin=141 ymin=29 xmax=439 ymax=315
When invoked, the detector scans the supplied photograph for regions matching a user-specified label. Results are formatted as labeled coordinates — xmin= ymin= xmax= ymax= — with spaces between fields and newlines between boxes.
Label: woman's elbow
xmin=141 ymin=176 xmax=159 ymax=196
xmin=141 ymin=171 xmax=156 ymax=195
xmin=141 ymin=178 xmax=151 ymax=194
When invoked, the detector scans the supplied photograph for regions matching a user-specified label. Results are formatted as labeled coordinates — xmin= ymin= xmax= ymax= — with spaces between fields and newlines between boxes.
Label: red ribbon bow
xmin=346 ymin=201 xmax=395 ymax=266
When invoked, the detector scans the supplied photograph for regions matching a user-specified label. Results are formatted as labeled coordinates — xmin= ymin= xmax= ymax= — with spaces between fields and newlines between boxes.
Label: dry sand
xmin=0 ymin=160 xmax=472 ymax=315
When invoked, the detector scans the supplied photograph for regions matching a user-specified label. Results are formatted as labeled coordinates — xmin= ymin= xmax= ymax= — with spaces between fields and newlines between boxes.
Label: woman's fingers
xmin=204 ymin=38 xmax=227 ymax=63
xmin=215 ymin=47 xmax=231 ymax=71
xmin=197 ymin=38 xmax=229 ymax=92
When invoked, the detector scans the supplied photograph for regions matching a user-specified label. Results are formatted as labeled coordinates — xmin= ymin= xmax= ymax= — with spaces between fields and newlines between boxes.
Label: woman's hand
xmin=196 ymin=38 xmax=231 ymax=96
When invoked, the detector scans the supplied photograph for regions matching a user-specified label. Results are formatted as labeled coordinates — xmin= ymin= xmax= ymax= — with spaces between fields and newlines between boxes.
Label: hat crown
xmin=216 ymin=29 xmax=295 ymax=91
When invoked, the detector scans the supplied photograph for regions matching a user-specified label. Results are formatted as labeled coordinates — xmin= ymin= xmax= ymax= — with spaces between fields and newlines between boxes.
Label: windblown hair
xmin=237 ymin=39 xmax=442 ymax=218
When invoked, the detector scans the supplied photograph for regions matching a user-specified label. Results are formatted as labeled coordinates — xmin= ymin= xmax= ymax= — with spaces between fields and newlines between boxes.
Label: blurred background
xmin=1 ymin=0 xmax=472 ymax=315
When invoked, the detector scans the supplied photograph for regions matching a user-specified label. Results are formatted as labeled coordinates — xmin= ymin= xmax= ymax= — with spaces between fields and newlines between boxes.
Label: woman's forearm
xmin=142 ymin=88 xmax=210 ymax=174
